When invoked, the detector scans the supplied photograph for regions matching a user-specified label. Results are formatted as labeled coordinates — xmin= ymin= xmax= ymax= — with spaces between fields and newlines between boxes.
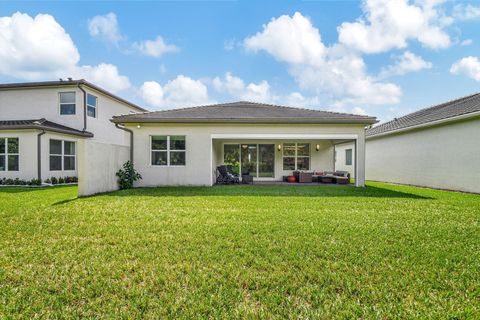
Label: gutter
xmin=115 ymin=123 xmax=134 ymax=163
xmin=37 ymin=130 xmax=46 ymax=181
xmin=367 ymin=110 xmax=480 ymax=140
xmin=77 ymin=83 xmax=87 ymax=131
xmin=110 ymin=118 xmax=378 ymax=125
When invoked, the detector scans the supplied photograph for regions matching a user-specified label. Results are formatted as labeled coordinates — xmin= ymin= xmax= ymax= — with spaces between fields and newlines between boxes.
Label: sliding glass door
xmin=223 ymin=143 xmax=275 ymax=178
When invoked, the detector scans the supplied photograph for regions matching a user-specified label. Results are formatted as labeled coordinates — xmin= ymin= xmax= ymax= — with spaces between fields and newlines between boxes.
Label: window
xmin=0 ymin=138 xmax=19 ymax=171
xmin=345 ymin=149 xmax=353 ymax=166
xmin=151 ymin=136 xmax=186 ymax=166
xmin=87 ymin=94 xmax=97 ymax=118
xmin=50 ymin=139 xmax=76 ymax=171
xmin=59 ymin=92 xmax=76 ymax=115
xmin=283 ymin=143 xmax=310 ymax=171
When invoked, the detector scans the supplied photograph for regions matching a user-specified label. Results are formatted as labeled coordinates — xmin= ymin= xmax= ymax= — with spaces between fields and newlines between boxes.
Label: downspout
xmin=77 ymin=83 xmax=87 ymax=131
xmin=115 ymin=123 xmax=134 ymax=163
xmin=37 ymin=130 xmax=46 ymax=181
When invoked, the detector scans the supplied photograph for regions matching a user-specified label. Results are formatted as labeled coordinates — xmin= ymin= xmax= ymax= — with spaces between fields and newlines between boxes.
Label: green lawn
xmin=0 ymin=183 xmax=479 ymax=319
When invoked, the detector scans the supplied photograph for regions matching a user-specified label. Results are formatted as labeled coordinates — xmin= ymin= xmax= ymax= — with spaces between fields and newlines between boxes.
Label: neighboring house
xmin=111 ymin=102 xmax=376 ymax=190
xmin=336 ymin=93 xmax=480 ymax=193
xmin=0 ymin=80 xmax=146 ymax=190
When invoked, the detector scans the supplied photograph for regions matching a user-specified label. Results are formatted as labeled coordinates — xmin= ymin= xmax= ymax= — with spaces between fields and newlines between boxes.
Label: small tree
xmin=116 ymin=161 xmax=142 ymax=190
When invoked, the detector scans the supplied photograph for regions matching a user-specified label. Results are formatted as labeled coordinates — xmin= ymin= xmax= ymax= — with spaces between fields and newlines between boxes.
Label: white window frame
xmin=87 ymin=93 xmax=97 ymax=118
xmin=49 ymin=139 xmax=76 ymax=171
xmin=150 ymin=135 xmax=186 ymax=167
xmin=282 ymin=142 xmax=311 ymax=171
xmin=59 ymin=92 xmax=76 ymax=115
xmin=0 ymin=137 xmax=19 ymax=171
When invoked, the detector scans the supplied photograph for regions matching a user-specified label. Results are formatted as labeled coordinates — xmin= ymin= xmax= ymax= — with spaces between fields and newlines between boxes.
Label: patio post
xmin=355 ymin=132 xmax=366 ymax=187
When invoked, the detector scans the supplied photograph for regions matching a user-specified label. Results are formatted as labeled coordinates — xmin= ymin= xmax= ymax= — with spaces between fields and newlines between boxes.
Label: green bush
xmin=51 ymin=177 xmax=58 ymax=185
xmin=116 ymin=161 xmax=142 ymax=190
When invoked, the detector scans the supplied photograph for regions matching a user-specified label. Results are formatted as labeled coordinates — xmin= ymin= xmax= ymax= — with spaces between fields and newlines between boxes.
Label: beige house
xmin=336 ymin=93 xmax=480 ymax=193
xmin=112 ymin=102 xmax=376 ymax=190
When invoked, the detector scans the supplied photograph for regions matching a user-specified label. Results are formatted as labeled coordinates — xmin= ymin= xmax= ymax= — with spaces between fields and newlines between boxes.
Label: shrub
xmin=58 ymin=177 xmax=65 ymax=184
xmin=44 ymin=178 xmax=51 ymax=184
xmin=116 ymin=161 xmax=142 ymax=190
xmin=51 ymin=177 xmax=58 ymax=185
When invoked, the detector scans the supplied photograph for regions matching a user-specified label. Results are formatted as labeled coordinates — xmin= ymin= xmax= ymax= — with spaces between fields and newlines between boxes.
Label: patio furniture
xmin=216 ymin=165 xmax=240 ymax=184
xmin=242 ymin=174 xmax=254 ymax=184
xmin=318 ymin=175 xmax=334 ymax=184
xmin=293 ymin=171 xmax=313 ymax=183
xmin=333 ymin=171 xmax=351 ymax=184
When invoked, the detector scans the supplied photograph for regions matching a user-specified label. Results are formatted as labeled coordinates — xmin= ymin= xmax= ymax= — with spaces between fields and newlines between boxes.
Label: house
xmin=0 ymin=79 xmax=146 ymax=192
xmin=335 ymin=93 xmax=480 ymax=193
xmin=111 ymin=102 xmax=377 ymax=191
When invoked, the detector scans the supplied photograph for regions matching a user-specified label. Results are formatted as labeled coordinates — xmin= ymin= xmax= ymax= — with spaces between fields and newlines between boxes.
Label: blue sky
xmin=1 ymin=0 xmax=480 ymax=121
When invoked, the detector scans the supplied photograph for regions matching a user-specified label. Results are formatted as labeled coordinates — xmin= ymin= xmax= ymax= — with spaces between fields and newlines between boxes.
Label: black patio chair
xmin=216 ymin=165 xmax=240 ymax=184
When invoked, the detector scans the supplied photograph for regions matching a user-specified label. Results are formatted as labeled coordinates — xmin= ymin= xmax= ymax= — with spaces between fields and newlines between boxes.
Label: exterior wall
xmin=128 ymin=123 xmax=366 ymax=187
xmin=213 ymin=139 xmax=334 ymax=182
xmin=334 ymin=142 xmax=356 ymax=178
xmin=0 ymin=130 xmax=37 ymax=180
xmin=0 ymin=129 xmax=81 ymax=181
xmin=365 ymin=117 xmax=480 ymax=193
xmin=0 ymin=86 xmax=139 ymax=146
xmin=78 ymin=140 xmax=130 ymax=196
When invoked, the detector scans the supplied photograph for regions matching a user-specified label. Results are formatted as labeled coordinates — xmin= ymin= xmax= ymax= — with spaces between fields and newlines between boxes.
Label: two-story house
xmin=0 ymin=79 xmax=146 ymax=185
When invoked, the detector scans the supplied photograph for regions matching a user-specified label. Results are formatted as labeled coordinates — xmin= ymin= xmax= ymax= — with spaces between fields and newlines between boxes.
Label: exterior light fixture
xmin=316 ymin=144 xmax=320 ymax=151
xmin=137 ymin=124 xmax=141 ymax=129
xmin=277 ymin=144 xmax=282 ymax=151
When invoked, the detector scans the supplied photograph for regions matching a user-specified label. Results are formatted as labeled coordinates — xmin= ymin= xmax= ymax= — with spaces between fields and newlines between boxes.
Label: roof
xmin=112 ymin=101 xmax=377 ymax=125
xmin=0 ymin=119 xmax=94 ymax=137
xmin=367 ymin=93 xmax=480 ymax=137
xmin=0 ymin=79 xmax=147 ymax=112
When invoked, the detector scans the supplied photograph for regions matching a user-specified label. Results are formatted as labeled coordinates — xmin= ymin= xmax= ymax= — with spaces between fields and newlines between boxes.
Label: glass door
xmin=241 ymin=144 xmax=257 ymax=176
xmin=224 ymin=143 xmax=275 ymax=178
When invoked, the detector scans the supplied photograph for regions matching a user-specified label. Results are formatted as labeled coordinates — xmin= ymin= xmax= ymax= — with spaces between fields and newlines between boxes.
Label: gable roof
xmin=367 ymin=93 xmax=480 ymax=137
xmin=0 ymin=79 xmax=147 ymax=112
xmin=0 ymin=119 xmax=94 ymax=137
xmin=112 ymin=101 xmax=377 ymax=125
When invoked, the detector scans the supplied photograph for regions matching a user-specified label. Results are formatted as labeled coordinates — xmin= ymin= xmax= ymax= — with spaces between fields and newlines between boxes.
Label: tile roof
xmin=0 ymin=79 xmax=147 ymax=112
xmin=0 ymin=119 xmax=94 ymax=137
xmin=112 ymin=101 xmax=377 ymax=124
xmin=367 ymin=93 xmax=480 ymax=137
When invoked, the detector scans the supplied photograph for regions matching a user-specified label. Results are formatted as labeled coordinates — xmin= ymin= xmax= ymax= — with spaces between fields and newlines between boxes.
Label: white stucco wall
xmin=0 ymin=85 xmax=140 ymax=146
xmin=127 ymin=123 xmax=366 ymax=187
xmin=78 ymin=140 xmax=129 ymax=196
xmin=366 ymin=117 xmax=480 ymax=193
xmin=334 ymin=142 xmax=356 ymax=178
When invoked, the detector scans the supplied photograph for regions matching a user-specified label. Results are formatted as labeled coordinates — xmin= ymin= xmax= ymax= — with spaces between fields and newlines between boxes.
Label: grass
xmin=0 ymin=183 xmax=479 ymax=319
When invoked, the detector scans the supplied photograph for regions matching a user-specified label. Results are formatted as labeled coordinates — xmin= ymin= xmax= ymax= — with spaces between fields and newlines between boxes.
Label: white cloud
xmin=139 ymin=75 xmax=210 ymax=109
xmin=352 ymin=107 xmax=367 ymax=115
xmin=244 ymin=12 xmax=401 ymax=107
xmin=88 ymin=12 xmax=123 ymax=44
xmin=460 ymin=39 xmax=473 ymax=46
xmin=0 ymin=12 xmax=130 ymax=93
xmin=0 ymin=12 xmax=80 ymax=80
xmin=338 ymin=0 xmax=451 ymax=54
xmin=132 ymin=36 xmax=179 ymax=57
xmin=245 ymin=12 xmax=325 ymax=66
xmin=453 ymin=4 xmax=480 ymax=20
xmin=379 ymin=51 xmax=432 ymax=78
xmin=212 ymin=72 xmax=272 ymax=102
xmin=75 ymin=63 xmax=130 ymax=93
xmin=450 ymin=56 xmax=480 ymax=82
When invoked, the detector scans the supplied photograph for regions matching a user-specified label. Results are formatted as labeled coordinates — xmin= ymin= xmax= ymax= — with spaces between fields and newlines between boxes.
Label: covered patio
xmin=211 ymin=133 xmax=364 ymax=187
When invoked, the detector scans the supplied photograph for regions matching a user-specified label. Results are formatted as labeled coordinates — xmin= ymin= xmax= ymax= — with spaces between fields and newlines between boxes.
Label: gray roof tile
xmin=367 ymin=93 xmax=480 ymax=137
xmin=0 ymin=119 xmax=94 ymax=137
xmin=112 ymin=101 xmax=377 ymax=124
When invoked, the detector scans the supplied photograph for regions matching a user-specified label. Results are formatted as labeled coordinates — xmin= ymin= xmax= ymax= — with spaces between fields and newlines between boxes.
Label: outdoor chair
xmin=216 ymin=165 xmax=240 ymax=184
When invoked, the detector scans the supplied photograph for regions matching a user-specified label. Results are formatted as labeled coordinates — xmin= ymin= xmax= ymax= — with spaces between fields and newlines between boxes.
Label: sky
xmin=1 ymin=0 xmax=480 ymax=121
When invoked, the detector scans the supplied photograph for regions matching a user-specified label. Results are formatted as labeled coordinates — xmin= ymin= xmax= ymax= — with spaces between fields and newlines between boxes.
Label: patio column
xmin=355 ymin=132 xmax=366 ymax=187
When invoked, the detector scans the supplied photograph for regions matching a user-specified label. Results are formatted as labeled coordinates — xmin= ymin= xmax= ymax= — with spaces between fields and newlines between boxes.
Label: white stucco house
xmin=111 ymin=102 xmax=377 ymax=191
xmin=335 ymin=93 xmax=480 ymax=194
xmin=0 ymin=79 xmax=146 ymax=193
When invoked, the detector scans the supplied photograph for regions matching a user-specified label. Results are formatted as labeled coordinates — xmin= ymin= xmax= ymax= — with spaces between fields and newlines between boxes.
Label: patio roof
xmin=0 ymin=119 xmax=94 ymax=137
